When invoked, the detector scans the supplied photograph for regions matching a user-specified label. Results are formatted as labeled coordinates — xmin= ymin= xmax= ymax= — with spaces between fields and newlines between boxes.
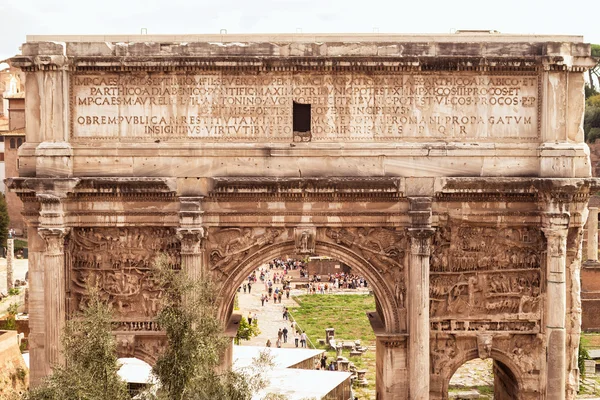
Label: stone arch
xmin=116 ymin=347 xmax=158 ymax=367
xmin=433 ymin=346 xmax=525 ymax=399
xmin=215 ymin=239 xmax=401 ymax=333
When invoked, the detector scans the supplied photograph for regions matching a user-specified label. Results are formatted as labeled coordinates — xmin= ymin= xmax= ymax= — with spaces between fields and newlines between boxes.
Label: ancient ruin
xmin=7 ymin=33 xmax=599 ymax=399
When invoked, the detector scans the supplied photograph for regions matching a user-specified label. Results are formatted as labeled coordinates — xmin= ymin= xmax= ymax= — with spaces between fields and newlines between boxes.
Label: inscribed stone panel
xmin=71 ymin=72 xmax=539 ymax=142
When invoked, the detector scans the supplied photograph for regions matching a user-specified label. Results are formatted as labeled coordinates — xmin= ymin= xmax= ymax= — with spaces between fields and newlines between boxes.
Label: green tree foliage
xmin=0 ymin=194 xmax=9 ymax=246
xmin=25 ymin=286 xmax=129 ymax=400
xmin=145 ymin=255 xmax=273 ymax=400
xmin=579 ymin=336 xmax=590 ymax=378
xmin=234 ymin=317 xmax=261 ymax=345
xmin=2 ymin=303 xmax=18 ymax=330
xmin=585 ymin=94 xmax=600 ymax=143
xmin=587 ymin=44 xmax=600 ymax=95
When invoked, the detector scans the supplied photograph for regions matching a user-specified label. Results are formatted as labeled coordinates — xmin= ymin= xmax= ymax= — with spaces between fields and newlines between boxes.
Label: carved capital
xmin=377 ymin=334 xmax=408 ymax=348
xmin=176 ymin=227 xmax=206 ymax=254
xmin=408 ymin=228 xmax=434 ymax=256
xmin=38 ymin=227 xmax=69 ymax=255
xmin=542 ymin=227 xmax=568 ymax=258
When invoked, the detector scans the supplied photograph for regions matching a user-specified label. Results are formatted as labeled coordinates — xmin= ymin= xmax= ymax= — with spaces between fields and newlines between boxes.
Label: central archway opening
xmin=222 ymin=243 xmax=393 ymax=400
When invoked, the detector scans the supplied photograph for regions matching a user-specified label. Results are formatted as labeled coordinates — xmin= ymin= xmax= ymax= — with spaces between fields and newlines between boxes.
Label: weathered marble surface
xmin=7 ymin=34 xmax=599 ymax=400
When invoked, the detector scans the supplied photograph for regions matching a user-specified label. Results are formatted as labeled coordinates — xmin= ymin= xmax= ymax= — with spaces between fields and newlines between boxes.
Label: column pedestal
xmin=376 ymin=334 xmax=409 ymax=400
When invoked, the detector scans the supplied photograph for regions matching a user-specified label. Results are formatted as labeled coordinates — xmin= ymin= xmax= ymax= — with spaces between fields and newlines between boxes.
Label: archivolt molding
xmin=431 ymin=334 xmax=537 ymax=395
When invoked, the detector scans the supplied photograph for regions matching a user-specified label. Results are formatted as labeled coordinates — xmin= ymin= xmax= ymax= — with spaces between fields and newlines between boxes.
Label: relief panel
xmin=429 ymin=226 xmax=544 ymax=333
xmin=67 ymin=227 xmax=181 ymax=321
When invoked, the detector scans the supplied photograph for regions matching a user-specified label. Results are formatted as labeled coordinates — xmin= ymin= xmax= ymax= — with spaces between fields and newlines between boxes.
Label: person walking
xmin=248 ymin=312 xmax=253 ymax=325
xmin=276 ymin=338 xmax=282 ymax=348
xmin=261 ymin=294 xmax=265 ymax=306
xmin=300 ymin=331 xmax=307 ymax=348
xmin=282 ymin=307 xmax=288 ymax=320
xmin=282 ymin=327 xmax=288 ymax=343
xmin=248 ymin=282 xmax=252 ymax=293
xmin=243 ymin=283 xmax=247 ymax=293
xmin=278 ymin=291 xmax=282 ymax=303
xmin=320 ymin=354 xmax=327 ymax=369
xmin=286 ymin=288 xmax=290 ymax=299
xmin=277 ymin=328 xmax=283 ymax=342
xmin=294 ymin=331 xmax=299 ymax=347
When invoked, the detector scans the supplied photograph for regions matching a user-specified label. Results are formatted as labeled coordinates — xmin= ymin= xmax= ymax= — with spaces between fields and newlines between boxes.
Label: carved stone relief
xmin=324 ymin=227 xmax=407 ymax=308
xmin=430 ymin=226 xmax=543 ymax=273
xmin=431 ymin=335 xmax=459 ymax=375
xmin=68 ymin=227 xmax=181 ymax=320
xmin=325 ymin=227 xmax=407 ymax=274
xmin=295 ymin=227 xmax=316 ymax=254
xmin=206 ymin=227 xmax=288 ymax=278
xmin=429 ymin=226 xmax=544 ymax=330
xmin=477 ymin=334 xmax=493 ymax=359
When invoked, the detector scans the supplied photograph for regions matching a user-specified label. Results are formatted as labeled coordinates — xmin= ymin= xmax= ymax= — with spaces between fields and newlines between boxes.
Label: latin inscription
xmin=71 ymin=73 xmax=539 ymax=141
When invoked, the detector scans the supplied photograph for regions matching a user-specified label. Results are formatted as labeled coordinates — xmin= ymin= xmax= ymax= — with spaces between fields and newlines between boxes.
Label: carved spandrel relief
xmin=207 ymin=227 xmax=288 ymax=277
xmin=431 ymin=336 xmax=459 ymax=375
xmin=494 ymin=334 xmax=540 ymax=374
xmin=68 ymin=227 xmax=181 ymax=320
xmin=325 ymin=227 xmax=407 ymax=273
xmin=324 ymin=227 xmax=407 ymax=308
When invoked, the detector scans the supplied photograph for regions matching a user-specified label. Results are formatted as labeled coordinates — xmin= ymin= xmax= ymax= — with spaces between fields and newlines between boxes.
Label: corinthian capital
xmin=38 ymin=227 xmax=70 ymax=255
xmin=176 ymin=227 xmax=206 ymax=254
xmin=408 ymin=228 xmax=434 ymax=256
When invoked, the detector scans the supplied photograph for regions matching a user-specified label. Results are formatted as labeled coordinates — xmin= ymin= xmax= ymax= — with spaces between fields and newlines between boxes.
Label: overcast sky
xmin=1 ymin=0 xmax=599 ymax=61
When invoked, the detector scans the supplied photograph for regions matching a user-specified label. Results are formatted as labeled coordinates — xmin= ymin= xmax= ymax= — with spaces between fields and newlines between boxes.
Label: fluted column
xmin=587 ymin=207 xmax=599 ymax=263
xmin=408 ymin=228 xmax=434 ymax=400
xmin=38 ymin=227 xmax=69 ymax=367
xmin=407 ymin=197 xmax=433 ymax=400
xmin=543 ymin=224 xmax=569 ymax=400
xmin=176 ymin=228 xmax=206 ymax=282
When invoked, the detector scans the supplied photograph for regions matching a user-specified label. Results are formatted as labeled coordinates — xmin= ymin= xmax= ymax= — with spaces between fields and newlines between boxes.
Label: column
xmin=408 ymin=197 xmax=434 ymax=400
xmin=542 ymin=224 xmax=568 ymax=400
xmin=6 ymin=238 xmax=14 ymax=290
xmin=176 ymin=227 xmax=206 ymax=282
xmin=587 ymin=207 xmax=599 ymax=263
xmin=408 ymin=228 xmax=434 ymax=400
xmin=38 ymin=227 xmax=69 ymax=367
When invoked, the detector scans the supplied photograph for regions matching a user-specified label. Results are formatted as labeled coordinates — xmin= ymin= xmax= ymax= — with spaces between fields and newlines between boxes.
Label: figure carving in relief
xmin=392 ymin=268 xmax=405 ymax=308
xmin=116 ymin=335 xmax=136 ymax=357
xmin=301 ymin=231 xmax=309 ymax=252
xmin=477 ymin=334 xmax=493 ymax=359
xmin=69 ymin=227 xmax=179 ymax=320
xmin=431 ymin=226 xmax=543 ymax=273
xmin=209 ymin=228 xmax=284 ymax=276
xmin=430 ymin=270 xmax=541 ymax=318
xmin=431 ymin=336 xmax=457 ymax=375
xmin=325 ymin=227 xmax=406 ymax=274
xmin=510 ymin=336 xmax=537 ymax=373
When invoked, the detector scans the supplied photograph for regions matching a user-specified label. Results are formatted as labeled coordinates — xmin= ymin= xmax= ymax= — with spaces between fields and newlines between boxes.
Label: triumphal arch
xmin=8 ymin=33 xmax=599 ymax=399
